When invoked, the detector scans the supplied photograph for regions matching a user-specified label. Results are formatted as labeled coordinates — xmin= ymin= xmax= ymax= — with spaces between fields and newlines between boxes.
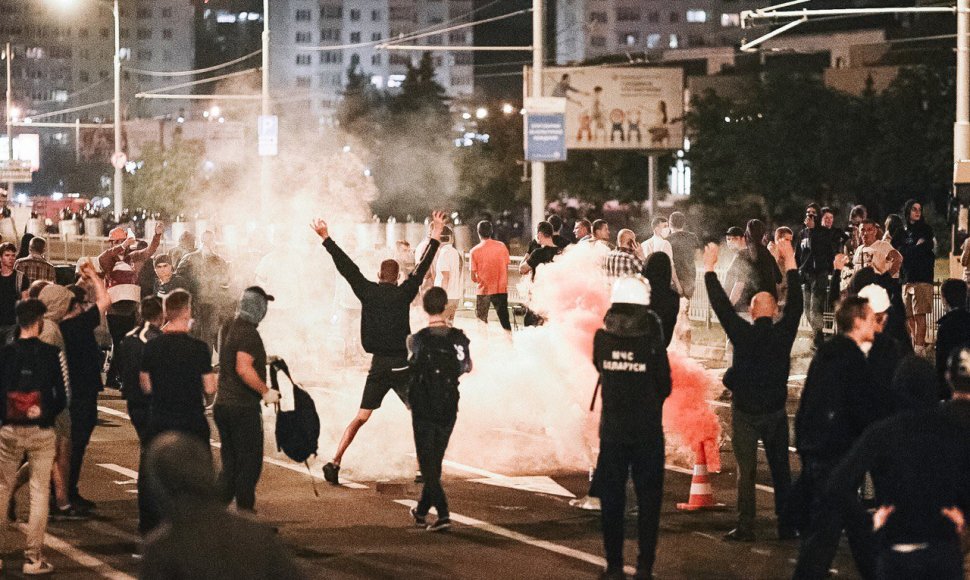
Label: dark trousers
xmin=802 ymin=276 xmax=829 ymax=343
xmin=68 ymin=396 xmax=98 ymax=499
xmin=793 ymin=457 xmax=877 ymax=580
xmin=732 ymin=407 xmax=792 ymax=530
xmin=412 ymin=417 xmax=455 ymax=520
xmin=876 ymin=540 xmax=964 ymax=580
xmin=213 ymin=405 xmax=264 ymax=512
xmin=475 ymin=294 xmax=512 ymax=331
xmin=126 ymin=401 xmax=151 ymax=445
xmin=106 ymin=310 xmax=137 ymax=385
xmin=595 ymin=439 xmax=665 ymax=575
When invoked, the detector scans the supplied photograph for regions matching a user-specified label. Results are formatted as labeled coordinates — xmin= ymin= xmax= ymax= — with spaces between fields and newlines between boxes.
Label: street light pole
xmin=5 ymin=41 xmax=14 ymax=198
xmin=529 ymin=0 xmax=544 ymax=230
xmin=112 ymin=0 xmax=122 ymax=221
xmin=260 ymin=0 xmax=271 ymax=213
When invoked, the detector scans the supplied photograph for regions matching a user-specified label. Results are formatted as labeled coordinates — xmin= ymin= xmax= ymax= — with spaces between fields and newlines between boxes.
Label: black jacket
xmin=643 ymin=253 xmax=679 ymax=347
xmin=795 ymin=335 xmax=884 ymax=460
xmin=706 ymin=269 xmax=802 ymax=415
xmin=798 ymin=226 xmax=841 ymax=278
xmin=593 ymin=304 xmax=671 ymax=444
xmin=117 ymin=322 xmax=162 ymax=406
xmin=935 ymin=308 xmax=970 ymax=398
xmin=0 ymin=337 xmax=68 ymax=428
xmin=897 ymin=220 xmax=935 ymax=284
xmin=325 ymin=237 xmax=439 ymax=357
xmin=830 ymin=266 xmax=912 ymax=353
xmin=826 ymin=400 xmax=970 ymax=545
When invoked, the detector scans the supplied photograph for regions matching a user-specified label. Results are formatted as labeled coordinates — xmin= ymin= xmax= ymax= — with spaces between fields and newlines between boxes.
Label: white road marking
xmin=97 ymin=405 xmax=369 ymax=490
xmin=26 ymin=524 xmax=136 ymax=580
xmin=394 ymin=499 xmax=636 ymax=576
xmin=98 ymin=463 xmax=139 ymax=480
xmin=470 ymin=476 xmax=576 ymax=498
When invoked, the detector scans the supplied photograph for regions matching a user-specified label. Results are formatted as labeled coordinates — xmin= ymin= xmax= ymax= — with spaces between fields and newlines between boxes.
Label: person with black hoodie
xmin=897 ymin=199 xmax=936 ymax=354
xmin=592 ymin=276 xmax=671 ymax=580
xmin=0 ymin=299 xmax=68 ymax=575
xmin=642 ymin=252 xmax=679 ymax=347
xmin=824 ymin=348 xmax=970 ymax=580
xmin=935 ymin=279 xmax=970 ymax=399
xmin=704 ymin=239 xmax=801 ymax=541
xmin=313 ymin=211 xmax=445 ymax=486
xmin=793 ymin=296 xmax=882 ymax=580
xmin=798 ymin=208 xmax=842 ymax=347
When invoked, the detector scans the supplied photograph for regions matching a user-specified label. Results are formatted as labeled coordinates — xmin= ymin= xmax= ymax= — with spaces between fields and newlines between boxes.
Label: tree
xmin=124 ymin=140 xmax=205 ymax=216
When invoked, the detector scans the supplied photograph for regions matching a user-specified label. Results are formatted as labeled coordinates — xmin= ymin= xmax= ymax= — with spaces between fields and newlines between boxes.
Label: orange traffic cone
xmin=676 ymin=444 xmax=726 ymax=511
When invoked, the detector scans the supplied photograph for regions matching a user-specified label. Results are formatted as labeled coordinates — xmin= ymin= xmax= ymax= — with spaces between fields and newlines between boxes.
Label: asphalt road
xmin=0 ymin=341 xmax=871 ymax=580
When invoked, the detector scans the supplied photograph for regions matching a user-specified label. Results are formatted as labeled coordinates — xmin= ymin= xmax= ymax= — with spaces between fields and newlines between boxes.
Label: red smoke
xmin=665 ymin=352 xmax=722 ymax=472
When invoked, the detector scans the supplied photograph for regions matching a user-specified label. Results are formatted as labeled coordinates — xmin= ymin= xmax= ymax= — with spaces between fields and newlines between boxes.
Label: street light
xmin=501 ymin=103 xmax=515 ymax=115
xmin=475 ymin=107 xmax=488 ymax=119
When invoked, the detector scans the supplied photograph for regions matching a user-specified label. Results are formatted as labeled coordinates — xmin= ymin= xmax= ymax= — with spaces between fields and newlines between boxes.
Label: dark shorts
xmin=361 ymin=355 xmax=411 ymax=410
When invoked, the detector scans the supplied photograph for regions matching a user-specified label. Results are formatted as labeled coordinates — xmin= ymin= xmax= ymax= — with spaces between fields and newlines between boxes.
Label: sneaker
xmin=50 ymin=505 xmax=88 ymax=521
xmin=409 ymin=507 xmax=427 ymax=527
xmin=23 ymin=558 xmax=54 ymax=575
xmin=71 ymin=495 xmax=96 ymax=511
xmin=724 ymin=527 xmax=755 ymax=542
xmin=414 ymin=472 xmax=424 ymax=484
xmin=322 ymin=462 xmax=340 ymax=485
xmin=426 ymin=518 xmax=452 ymax=532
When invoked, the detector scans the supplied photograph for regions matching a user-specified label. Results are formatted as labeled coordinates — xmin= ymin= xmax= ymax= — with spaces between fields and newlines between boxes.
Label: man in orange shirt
xmin=469 ymin=220 xmax=511 ymax=332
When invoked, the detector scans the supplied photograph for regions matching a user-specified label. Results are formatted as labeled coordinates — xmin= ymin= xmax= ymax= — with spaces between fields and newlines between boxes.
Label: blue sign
xmin=525 ymin=113 xmax=567 ymax=162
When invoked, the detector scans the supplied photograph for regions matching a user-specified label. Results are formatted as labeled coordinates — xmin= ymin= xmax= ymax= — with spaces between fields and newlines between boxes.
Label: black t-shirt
xmin=216 ymin=318 xmax=266 ymax=408
xmin=60 ymin=306 xmax=104 ymax=399
xmin=0 ymin=271 xmax=27 ymax=327
xmin=667 ymin=230 xmax=699 ymax=297
xmin=526 ymin=246 xmax=561 ymax=281
xmin=141 ymin=332 xmax=212 ymax=427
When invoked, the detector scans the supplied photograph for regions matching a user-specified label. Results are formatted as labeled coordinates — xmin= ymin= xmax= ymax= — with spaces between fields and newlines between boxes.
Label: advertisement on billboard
xmin=532 ymin=67 xmax=684 ymax=151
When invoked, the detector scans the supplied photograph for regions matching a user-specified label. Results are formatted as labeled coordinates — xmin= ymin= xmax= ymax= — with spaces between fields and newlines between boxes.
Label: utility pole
xmin=530 ymin=0 xmax=544 ymax=230
xmin=957 ymin=0 xmax=969 ymax=163
xmin=112 ymin=0 xmax=123 ymax=221
xmin=5 ymin=42 xmax=13 ymax=198
xmin=260 ymin=0 xmax=271 ymax=213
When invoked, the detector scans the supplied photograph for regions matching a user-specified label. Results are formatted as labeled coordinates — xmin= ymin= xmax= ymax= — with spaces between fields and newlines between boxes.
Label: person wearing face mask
xmin=641 ymin=217 xmax=682 ymax=294
xmin=213 ymin=287 xmax=279 ymax=515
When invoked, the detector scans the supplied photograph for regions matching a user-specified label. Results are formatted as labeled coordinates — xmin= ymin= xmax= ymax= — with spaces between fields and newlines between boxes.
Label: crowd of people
xmin=0 ymin=189 xmax=966 ymax=579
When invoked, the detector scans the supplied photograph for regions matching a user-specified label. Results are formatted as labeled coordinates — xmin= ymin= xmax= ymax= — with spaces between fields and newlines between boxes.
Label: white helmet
xmin=858 ymin=283 xmax=890 ymax=314
xmin=610 ymin=276 xmax=651 ymax=306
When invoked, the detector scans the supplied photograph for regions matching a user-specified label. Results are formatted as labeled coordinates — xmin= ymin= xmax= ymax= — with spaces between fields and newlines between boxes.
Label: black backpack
xmin=270 ymin=359 xmax=320 ymax=465
xmin=408 ymin=328 xmax=467 ymax=422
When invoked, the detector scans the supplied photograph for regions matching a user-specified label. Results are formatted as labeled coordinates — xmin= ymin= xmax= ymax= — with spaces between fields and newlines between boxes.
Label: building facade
xmin=268 ymin=0 xmax=474 ymax=120
xmin=555 ymin=0 xmax=763 ymax=64
xmin=0 ymin=0 xmax=195 ymax=124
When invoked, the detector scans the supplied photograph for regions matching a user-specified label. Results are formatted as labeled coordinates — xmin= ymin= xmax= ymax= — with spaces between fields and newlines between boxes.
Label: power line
xmin=124 ymin=50 xmax=262 ymax=77
xmin=26 ymin=99 xmax=113 ymax=121
xmin=138 ymin=68 xmax=260 ymax=95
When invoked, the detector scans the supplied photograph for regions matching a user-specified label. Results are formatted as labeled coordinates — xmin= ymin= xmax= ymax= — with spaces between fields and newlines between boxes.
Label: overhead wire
xmin=123 ymin=49 xmax=262 ymax=77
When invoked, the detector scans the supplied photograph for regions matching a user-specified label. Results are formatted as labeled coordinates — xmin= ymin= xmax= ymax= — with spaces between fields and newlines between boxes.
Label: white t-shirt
xmin=434 ymin=243 xmax=463 ymax=299
xmin=642 ymin=236 xmax=673 ymax=260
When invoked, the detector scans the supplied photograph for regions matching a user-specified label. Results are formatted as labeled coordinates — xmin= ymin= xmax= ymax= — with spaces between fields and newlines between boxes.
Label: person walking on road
xmin=314 ymin=211 xmax=445 ymax=486
xmin=406 ymin=287 xmax=472 ymax=532
xmin=592 ymin=276 xmax=671 ymax=580
xmin=214 ymin=286 xmax=281 ymax=514
xmin=117 ymin=297 xmax=163 ymax=444
xmin=469 ymin=220 xmax=512 ymax=332
xmin=0 ymin=299 xmax=68 ymax=575
xmin=704 ymin=239 xmax=801 ymax=542
xmin=793 ymin=296 xmax=882 ymax=579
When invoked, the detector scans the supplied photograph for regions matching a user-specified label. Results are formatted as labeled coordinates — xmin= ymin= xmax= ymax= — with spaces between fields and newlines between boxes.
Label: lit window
xmin=619 ymin=32 xmax=639 ymax=46
xmin=669 ymin=34 xmax=679 ymax=48
xmin=721 ymin=13 xmax=740 ymax=27
xmin=686 ymin=10 xmax=707 ymax=23
xmin=646 ymin=33 xmax=661 ymax=48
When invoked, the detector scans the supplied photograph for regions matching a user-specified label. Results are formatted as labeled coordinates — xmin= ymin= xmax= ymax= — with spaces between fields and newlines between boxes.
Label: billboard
xmin=533 ymin=67 xmax=684 ymax=151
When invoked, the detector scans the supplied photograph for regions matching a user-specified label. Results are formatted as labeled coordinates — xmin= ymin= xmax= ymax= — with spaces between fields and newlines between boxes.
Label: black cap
xmin=244 ymin=286 xmax=275 ymax=302
xmin=725 ymin=226 xmax=744 ymax=237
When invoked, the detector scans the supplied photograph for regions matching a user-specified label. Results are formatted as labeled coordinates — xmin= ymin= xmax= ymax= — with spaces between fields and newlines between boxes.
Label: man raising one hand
xmin=313 ymin=211 xmax=446 ymax=485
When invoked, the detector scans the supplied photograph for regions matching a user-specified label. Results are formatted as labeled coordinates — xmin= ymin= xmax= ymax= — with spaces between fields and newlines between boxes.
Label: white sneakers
xmin=23 ymin=558 xmax=54 ymax=575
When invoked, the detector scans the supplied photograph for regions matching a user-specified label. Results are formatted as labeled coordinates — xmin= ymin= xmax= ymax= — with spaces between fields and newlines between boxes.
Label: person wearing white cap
xmin=591 ymin=275 xmax=670 ymax=580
